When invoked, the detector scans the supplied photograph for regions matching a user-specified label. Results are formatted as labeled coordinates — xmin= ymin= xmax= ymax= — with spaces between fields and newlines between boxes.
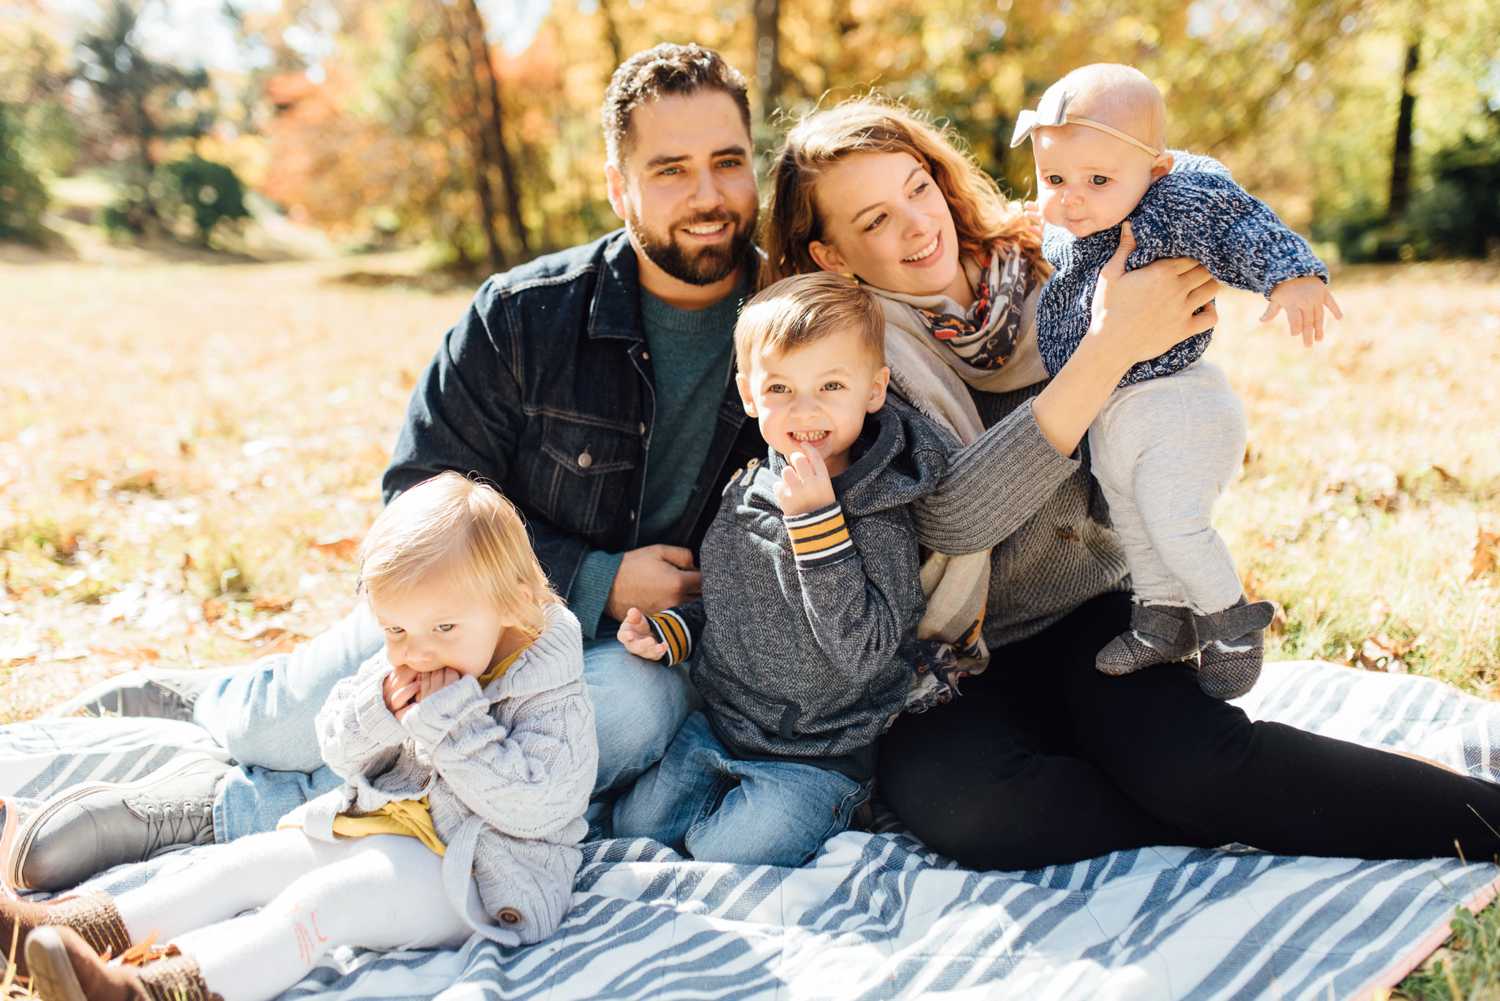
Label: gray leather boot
xmin=43 ymin=666 xmax=231 ymax=722
xmin=1096 ymin=601 xmax=1199 ymax=676
xmin=6 ymin=753 xmax=228 ymax=893
xmin=1192 ymin=597 xmax=1277 ymax=700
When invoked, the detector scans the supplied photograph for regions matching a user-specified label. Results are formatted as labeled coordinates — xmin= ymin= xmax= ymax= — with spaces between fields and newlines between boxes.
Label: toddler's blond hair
xmin=358 ymin=471 xmax=555 ymax=635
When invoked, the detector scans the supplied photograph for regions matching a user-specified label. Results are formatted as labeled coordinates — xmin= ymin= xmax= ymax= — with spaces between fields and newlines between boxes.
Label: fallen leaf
xmin=1356 ymin=635 xmax=1407 ymax=673
xmin=113 ymin=469 xmax=158 ymax=494
xmin=1471 ymin=529 xmax=1500 ymax=581
xmin=309 ymin=536 xmax=359 ymax=560
xmin=252 ymin=594 xmax=295 ymax=613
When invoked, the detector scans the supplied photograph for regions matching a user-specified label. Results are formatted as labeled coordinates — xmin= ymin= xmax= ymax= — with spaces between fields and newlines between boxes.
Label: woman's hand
xmin=1032 ymin=222 xmax=1221 ymax=458
xmin=1086 ymin=222 xmax=1220 ymax=369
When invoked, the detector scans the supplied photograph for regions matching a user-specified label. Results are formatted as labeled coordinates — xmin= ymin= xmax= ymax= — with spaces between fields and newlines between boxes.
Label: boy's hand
xmin=618 ymin=607 xmax=670 ymax=661
xmin=775 ymin=449 xmax=836 ymax=517
xmin=1262 ymin=276 xmax=1342 ymax=347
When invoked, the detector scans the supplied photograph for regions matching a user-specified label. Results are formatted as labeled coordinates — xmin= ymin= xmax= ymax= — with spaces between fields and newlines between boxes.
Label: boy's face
xmin=736 ymin=324 xmax=891 ymax=478
xmin=1033 ymin=124 xmax=1170 ymax=238
xmin=370 ymin=569 xmax=506 ymax=679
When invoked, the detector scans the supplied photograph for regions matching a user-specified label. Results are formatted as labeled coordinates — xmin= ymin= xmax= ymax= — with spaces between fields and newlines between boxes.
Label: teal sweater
xmin=570 ymin=282 xmax=744 ymax=637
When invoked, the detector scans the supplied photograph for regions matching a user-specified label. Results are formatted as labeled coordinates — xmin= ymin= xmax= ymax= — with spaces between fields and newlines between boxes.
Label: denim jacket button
xmin=641 ymin=350 xmax=650 ymax=360
xmin=577 ymin=450 xmax=592 ymax=469
xmin=628 ymin=509 xmax=636 ymax=521
xmin=638 ymin=422 xmax=646 ymax=435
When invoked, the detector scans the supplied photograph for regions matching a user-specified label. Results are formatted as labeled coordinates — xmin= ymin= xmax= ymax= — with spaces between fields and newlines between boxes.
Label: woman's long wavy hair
xmin=763 ymin=97 xmax=1046 ymax=288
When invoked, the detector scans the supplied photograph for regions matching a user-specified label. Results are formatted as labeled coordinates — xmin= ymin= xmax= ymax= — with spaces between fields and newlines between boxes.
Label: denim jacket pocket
xmin=526 ymin=415 xmax=639 ymax=538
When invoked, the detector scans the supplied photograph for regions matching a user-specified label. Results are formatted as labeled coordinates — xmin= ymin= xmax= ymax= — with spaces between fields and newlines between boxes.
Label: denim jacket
xmin=383 ymin=230 xmax=763 ymax=605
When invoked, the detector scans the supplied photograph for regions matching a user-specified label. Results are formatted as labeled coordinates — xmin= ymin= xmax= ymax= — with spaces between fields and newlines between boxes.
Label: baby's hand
xmin=618 ymin=607 xmax=670 ymax=661
xmin=775 ymin=450 xmax=836 ymax=517
xmin=1262 ymin=276 xmax=1342 ymax=347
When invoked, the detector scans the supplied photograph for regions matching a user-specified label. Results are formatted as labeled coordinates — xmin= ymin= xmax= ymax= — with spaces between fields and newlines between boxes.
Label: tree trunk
xmin=462 ymin=0 xmax=530 ymax=258
xmin=438 ymin=0 xmax=504 ymax=273
xmin=596 ymin=0 xmax=626 ymax=70
xmin=1387 ymin=35 xmax=1420 ymax=222
xmin=753 ymin=0 xmax=782 ymax=127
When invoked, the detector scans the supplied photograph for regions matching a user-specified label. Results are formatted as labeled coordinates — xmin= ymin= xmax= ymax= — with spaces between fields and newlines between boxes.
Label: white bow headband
xmin=1009 ymin=91 xmax=1163 ymax=157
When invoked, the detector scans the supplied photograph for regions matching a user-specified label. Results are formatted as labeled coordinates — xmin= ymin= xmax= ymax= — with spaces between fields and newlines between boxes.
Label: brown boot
xmin=24 ymin=926 xmax=147 ymax=1001
xmin=0 ymin=890 xmax=131 ymax=979
xmin=26 ymin=926 xmax=221 ymax=1001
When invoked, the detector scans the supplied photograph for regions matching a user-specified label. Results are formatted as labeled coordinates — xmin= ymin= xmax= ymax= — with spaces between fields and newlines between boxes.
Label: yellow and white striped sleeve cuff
xmin=647 ymin=609 xmax=693 ymax=666
xmin=784 ymin=503 xmax=854 ymax=569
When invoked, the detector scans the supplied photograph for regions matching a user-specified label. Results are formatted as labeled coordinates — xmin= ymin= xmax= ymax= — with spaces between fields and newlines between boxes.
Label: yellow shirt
xmin=288 ymin=645 xmax=528 ymax=856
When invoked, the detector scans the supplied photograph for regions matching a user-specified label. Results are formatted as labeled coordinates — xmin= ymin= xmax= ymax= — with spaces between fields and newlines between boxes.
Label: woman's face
xmin=808 ymin=152 xmax=968 ymax=302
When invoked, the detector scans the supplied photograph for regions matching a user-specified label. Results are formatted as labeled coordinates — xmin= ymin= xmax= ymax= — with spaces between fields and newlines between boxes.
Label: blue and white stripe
xmin=2 ymin=659 xmax=1497 ymax=1000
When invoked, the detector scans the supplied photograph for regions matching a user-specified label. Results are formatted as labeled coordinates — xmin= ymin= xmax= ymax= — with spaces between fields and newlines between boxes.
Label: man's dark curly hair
xmin=602 ymin=43 xmax=751 ymax=166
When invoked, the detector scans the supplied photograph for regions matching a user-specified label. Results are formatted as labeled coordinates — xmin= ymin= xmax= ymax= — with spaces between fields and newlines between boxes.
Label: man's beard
xmin=627 ymin=207 xmax=756 ymax=286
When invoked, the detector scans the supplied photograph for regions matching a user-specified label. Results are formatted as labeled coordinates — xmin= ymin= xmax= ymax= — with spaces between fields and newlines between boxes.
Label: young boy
xmin=611 ymin=272 xmax=942 ymax=867
xmin=1010 ymin=63 xmax=1343 ymax=698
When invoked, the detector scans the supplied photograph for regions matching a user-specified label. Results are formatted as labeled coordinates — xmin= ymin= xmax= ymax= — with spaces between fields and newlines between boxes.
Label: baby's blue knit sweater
xmin=1036 ymin=153 xmax=1328 ymax=386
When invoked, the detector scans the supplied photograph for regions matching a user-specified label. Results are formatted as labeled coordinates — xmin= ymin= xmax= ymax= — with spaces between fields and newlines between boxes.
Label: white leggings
xmin=114 ymin=830 xmax=475 ymax=1001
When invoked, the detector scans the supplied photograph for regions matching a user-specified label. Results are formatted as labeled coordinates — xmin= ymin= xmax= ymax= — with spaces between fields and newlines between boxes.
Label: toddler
xmin=611 ymin=273 xmax=937 ymax=867
xmin=1011 ymin=63 xmax=1342 ymax=697
xmin=5 ymin=471 xmax=597 ymax=1001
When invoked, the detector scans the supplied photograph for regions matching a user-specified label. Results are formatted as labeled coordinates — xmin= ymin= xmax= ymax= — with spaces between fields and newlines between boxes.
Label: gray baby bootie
xmin=1097 ymin=601 xmax=1199 ymax=675
xmin=1192 ymin=597 xmax=1276 ymax=700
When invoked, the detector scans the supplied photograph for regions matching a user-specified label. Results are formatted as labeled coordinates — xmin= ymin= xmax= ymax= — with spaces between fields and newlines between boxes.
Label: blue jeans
xmin=199 ymin=606 xmax=696 ymax=841
xmin=613 ymin=712 xmax=870 ymax=867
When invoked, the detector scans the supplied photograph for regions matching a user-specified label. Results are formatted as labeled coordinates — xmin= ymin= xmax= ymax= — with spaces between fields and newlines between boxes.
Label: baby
xmin=1011 ymin=63 xmax=1341 ymax=698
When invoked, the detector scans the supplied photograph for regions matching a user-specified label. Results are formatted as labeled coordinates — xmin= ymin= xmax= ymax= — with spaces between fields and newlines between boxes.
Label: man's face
xmin=607 ymin=91 xmax=758 ymax=288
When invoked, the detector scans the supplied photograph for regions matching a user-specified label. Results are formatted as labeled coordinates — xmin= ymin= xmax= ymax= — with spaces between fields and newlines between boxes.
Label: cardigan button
xmin=577 ymin=450 xmax=593 ymax=469
xmin=497 ymin=907 xmax=523 ymax=925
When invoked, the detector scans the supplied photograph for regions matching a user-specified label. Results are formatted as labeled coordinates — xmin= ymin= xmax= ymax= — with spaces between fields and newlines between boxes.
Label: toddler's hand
xmin=383 ymin=664 xmax=420 ymax=720
xmin=384 ymin=664 xmax=463 ymax=720
xmin=775 ymin=449 xmax=836 ymax=517
xmin=414 ymin=667 xmax=463 ymax=705
xmin=618 ymin=607 xmax=670 ymax=661
xmin=1262 ymin=276 xmax=1342 ymax=347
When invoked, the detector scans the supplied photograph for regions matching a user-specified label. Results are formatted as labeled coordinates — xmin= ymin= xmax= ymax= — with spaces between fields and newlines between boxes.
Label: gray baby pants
xmin=1087 ymin=360 xmax=1247 ymax=615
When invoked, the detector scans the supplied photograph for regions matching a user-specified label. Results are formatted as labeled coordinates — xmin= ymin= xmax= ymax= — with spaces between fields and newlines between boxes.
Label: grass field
xmin=1 ymin=230 xmax=1498 ymax=996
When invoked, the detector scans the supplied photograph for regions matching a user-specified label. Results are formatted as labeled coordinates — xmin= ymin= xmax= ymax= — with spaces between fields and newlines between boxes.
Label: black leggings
xmin=877 ymin=591 xmax=1500 ymax=870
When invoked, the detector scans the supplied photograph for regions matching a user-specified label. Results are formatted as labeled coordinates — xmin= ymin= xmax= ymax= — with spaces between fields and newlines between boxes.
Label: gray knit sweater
xmin=647 ymin=396 xmax=1085 ymax=773
xmin=297 ymin=601 xmax=596 ymax=947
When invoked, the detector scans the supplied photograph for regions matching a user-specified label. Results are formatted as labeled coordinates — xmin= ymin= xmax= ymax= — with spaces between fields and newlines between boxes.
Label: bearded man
xmin=15 ymin=43 xmax=765 ymax=890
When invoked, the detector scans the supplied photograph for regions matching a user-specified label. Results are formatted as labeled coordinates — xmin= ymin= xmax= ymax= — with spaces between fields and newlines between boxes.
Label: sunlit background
xmin=3 ymin=0 xmax=1498 ymax=264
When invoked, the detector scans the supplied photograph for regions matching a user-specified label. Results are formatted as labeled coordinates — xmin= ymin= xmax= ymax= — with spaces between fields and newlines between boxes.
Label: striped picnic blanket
xmin=2 ymin=658 xmax=1497 ymax=1000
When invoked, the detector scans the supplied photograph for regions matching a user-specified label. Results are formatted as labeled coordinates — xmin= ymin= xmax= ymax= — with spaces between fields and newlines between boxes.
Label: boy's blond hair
xmin=735 ymin=272 xmax=885 ymax=375
xmin=358 ymin=471 xmax=556 ymax=636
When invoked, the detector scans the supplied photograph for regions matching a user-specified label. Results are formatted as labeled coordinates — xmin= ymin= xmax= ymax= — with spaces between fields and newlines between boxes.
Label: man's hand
xmin=1262 ymin=276 xmax=1342 ymax=347
xmin=383 ymin=664 xmax=463 ymax=721
xmin=617 ymin=607 xmax=670 ymax=661
xmin=604 ymin=545 xmax=702 ymax=621
xmin=774 ymin=449 xmax=836 ymax=517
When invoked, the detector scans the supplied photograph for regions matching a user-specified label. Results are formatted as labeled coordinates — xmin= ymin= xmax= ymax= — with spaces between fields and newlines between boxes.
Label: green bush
xmin=160 ymin=156 xmax=250 ymax=246
xmin=1317 ymin=110 xmax=1500 ymax=263
xmin=0 ymin=103 xmax=48 ymax=242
